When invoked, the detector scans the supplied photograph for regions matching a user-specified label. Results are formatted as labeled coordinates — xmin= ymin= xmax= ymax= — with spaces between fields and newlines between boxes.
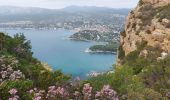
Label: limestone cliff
xmin=117 ymin=0 xmax=170 ymax=64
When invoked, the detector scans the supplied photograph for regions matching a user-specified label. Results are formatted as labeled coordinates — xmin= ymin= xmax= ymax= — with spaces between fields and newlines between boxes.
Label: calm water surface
xmin=1 ymin=29 xmax=116 ymax=79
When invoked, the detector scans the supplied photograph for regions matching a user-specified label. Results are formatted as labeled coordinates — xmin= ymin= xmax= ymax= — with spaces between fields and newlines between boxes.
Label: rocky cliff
xmin=117 ymin=0 xmax=170 ymax=64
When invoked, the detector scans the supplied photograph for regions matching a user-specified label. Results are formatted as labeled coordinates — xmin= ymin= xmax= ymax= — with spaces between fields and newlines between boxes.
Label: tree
xmin=0 ymin=32 xmax=6 ymax=51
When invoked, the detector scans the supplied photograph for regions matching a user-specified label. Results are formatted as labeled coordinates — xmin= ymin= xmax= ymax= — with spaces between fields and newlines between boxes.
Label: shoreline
xmin=85 ymin=48 xmax=116 ymax=54
xmin=68 ymin=37 xmax=93 ymax=42
xmin=87 ymin=70 xmax=115 ymax=78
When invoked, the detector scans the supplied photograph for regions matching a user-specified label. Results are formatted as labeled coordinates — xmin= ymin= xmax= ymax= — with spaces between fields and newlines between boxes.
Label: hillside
xmin=0 ymin=32 xmax=71 ymax=99
xmin=117 ymin=0 xmax=170 ymax=64
xmin=112 ymin=0 xmax=170 ymax=99
xmin=0 ymin=6 xmax=129 ymax=23
xmin=1 ymin=0 xmax=170 ymax=99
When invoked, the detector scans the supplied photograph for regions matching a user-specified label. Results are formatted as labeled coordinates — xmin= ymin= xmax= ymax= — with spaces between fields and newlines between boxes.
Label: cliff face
xmin=117 ymin=0 xmax=170 ymax=64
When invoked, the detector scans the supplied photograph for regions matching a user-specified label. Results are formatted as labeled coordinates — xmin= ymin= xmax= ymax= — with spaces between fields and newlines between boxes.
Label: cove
xmin=1 ymin=29 xmax=116 ymax=79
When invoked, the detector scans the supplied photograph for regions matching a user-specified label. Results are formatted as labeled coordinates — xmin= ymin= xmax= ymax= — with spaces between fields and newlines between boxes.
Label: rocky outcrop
xmin=117 ymin=0 xmax=170 ymax=64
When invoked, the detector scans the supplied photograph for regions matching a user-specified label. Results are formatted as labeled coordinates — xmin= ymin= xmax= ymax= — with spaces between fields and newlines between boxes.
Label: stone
xmin=117 ymin=0 xmax=170 ymax=64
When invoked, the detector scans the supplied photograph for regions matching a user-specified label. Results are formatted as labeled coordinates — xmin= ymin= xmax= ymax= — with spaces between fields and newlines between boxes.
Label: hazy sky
xmin=0 ymin=0 xmax=139 ymax=9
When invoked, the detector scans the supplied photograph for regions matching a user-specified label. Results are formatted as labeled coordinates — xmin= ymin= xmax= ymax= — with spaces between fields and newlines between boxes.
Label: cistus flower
xmin=29 ymin=89 xmax=34 ymax=93
xmin=95 ymin=85 xmax=119 ymax=100
xmin=95 ymin=91 xmax=101 ymax=98
xmin=27 ymin=89 xmax=45 ymax=100
xmin=82 ymin=83 xmax=92 ymax=100
xmin=8 ymin=89 xmax=19 ymax=100
xmin=9 ymin=89 xmax=18 ymax=95
xmin=9 ymin=97 xmax=18 ymax=100
xmin=166 ymin=92 xmax=170 ymax=98
xmin=46 ymin=86 xmax=69 ymax=100
xmin=0 ymin=56 xmax=25 ymax=84
xmin=34 ymin=96 xmax=41 ymax=100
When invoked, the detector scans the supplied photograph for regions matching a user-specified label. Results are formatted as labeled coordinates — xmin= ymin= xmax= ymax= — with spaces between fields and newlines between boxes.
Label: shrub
xmin=118 ymin=45 xmax=125 ymax=60
xmin=85 ymin=73 xmax=113 ymax=91
xmin=110 ymin=66 xmax=134 ymax=94
xmin=0 ymin=80 xmax=33 ymax=100
xmin=128 ymin=88 xmax=164 ymax=100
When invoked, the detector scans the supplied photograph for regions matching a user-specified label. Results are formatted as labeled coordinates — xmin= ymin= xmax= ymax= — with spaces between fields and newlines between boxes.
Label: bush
xmin=0 ymin=80 xmax=33 ymax=100
xmin=118 ymin=45 xmax=125 ymax=60
xmin=85 ymin=73 xmax=113 ymax=91
xmin=128 ymin=88 xmax=164 ymax=100
xmin=110 ymin=66 xmax=141 ymax=94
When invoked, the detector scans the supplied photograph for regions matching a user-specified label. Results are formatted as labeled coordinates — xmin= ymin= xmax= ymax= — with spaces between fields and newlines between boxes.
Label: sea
xmin=1 ymin=29 xmax=116 ymax=79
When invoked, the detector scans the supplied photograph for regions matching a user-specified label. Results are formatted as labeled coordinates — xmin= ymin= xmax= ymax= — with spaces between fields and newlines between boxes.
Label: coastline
xmin=85 ymin=48 xmax=116 ymax=54
xmin=68 ymin=37 xmax=93 ymax=42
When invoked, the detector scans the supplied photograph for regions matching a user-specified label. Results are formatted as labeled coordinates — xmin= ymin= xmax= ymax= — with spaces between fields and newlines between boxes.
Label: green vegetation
xmin=83 ymin=73 xmax=113 ymax=91
xmin=87 ymin=39 xmax=170 ymax=99
xmin=87 ymin=53 xmax=170 ymax=99
xmin=0 ymin=32 xmax=70 ymax=100
xmin=89 ymin=43 xmax=118 ymax=53
xmin=1 ymin=31 xmax=170 ymax=99
xmin=118 ymin=45 xmax=125 ymax=60
xmin=70 ymin=30 xmax=120 ymax=43
xmin=70 ymin=30 xmax=101 ymax=41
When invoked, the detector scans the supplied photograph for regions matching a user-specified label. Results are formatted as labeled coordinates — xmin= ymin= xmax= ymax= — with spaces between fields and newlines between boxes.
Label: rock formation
xmin=117 ymin=0 xmax=170 ymax=64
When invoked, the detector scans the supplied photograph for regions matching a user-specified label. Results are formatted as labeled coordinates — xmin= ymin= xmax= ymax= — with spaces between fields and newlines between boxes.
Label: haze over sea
xmin=1 ymin=29 xmax=116 ymax=79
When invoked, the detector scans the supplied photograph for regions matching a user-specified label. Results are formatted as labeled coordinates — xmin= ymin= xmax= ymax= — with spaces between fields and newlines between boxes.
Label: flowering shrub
xmin=24 ymin=83 xmax=119 ymax=100
xmin=28 ymin=88 xmax=45 ymax=100
xmin=8 ymin=89 xmax=19 ymax=100
xmin=0 ymin=56 xmax=25 ymax=83
xmin=82 ymin=83 xmax=92 ymax=100
xmin=95 ymin=85 xmax=119 ymax=100
xmin=1 ymin=33 xmax=121 ymax=100
xmin=28 ymin=86 xmax=69 ymax=100
xmin=0 ymin=56 xmax=25 ymax=84
xmin=46 ymin=86 xmax=69 ymax=100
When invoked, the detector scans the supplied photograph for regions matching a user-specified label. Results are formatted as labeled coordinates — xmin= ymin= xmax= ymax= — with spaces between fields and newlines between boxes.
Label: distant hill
xmin=0 ymin=6 xmax=131 ymax=23
xmin=61 ymin=6 xmax=130 ymax=15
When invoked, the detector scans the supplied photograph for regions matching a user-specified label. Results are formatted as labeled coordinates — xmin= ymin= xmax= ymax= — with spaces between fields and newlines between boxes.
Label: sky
xmin=0 ymin=0 xmax=139 ymax=9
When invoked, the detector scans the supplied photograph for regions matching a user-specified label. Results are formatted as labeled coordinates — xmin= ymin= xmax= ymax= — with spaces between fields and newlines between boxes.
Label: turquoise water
xmin=1 ymin=29 xmax=116 ymax=79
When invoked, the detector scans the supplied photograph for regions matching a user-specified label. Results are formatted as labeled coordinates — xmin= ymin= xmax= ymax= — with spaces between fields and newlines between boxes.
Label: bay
xmin=1 ymin=29 xmax=116 ymax=79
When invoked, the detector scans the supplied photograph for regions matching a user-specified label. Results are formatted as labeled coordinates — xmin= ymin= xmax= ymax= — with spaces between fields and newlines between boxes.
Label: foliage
xmin=110 ymin=66 xmax=143 ymax=95
xmin=0 ymin=32 xmax=71 ymax=100
xmin=128 ymin=88 xmax=164 ymax=100
xmin=118 ymin=45 xmax=125 ymax=60
xmin=85 ymin=73 xmax=113 ymax=91
xmin=122 ymin=41 xmax=148 ymax=74
xmin=89 ymin=43 xmax=118 ymax=52
xmin=0 ymin=32 xmax=120 ymax=100
xmin=0 ymin=80 xmax=33 ymax=100
xmin=1 ymin=30 xmax=170 ymax=100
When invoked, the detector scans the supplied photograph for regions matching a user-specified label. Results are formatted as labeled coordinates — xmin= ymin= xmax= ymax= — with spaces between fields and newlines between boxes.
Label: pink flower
xmin=8 ymin=95 xmax=19 ymax=100
xmin=83 ymin=83 xmax=92 ymax=94
xmin=47 ymin=86 xmax=68 ymax=99
xmin=29 ymin=89 xmax=34 ymax=93
xmin=95 ymin=85 xmax=119 ymax=100
xmin=8 ymin=97 xmax=18 ymax=100
xmin=34 ymin=88 xmax=38 ymax=91
xmin=56 ymin=87 xmax=65 ymax=95
xmin=48 ymin=86 xmax=55 ymax=90
xmin=82 ymin=83 xmax=92 ymax=99
xmin=9 ymin=89 xmax=17 ymax=95
xmin=34 ymin=96 xmax=41 ymax=100
xmin=95 ymin=91 xmax=101 ymax=98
